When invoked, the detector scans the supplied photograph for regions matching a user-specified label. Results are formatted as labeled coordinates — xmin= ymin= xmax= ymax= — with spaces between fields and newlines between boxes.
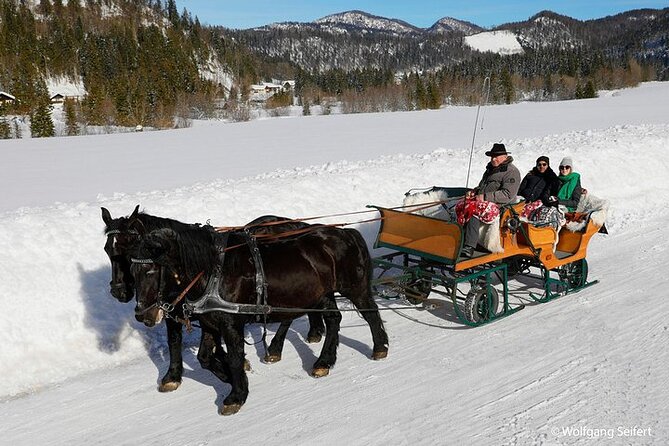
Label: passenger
xmin=457 ymin=143 xmax=521 ymax=258
xmin=518 ymin=156 xmax=561 ymax=205
xmin=550 ymin=157 xmax=583 ymax=212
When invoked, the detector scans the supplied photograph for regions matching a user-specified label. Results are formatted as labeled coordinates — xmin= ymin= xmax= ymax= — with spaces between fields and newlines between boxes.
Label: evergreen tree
xmin=0 ymin=116 xmax=11 ymax=139
xmin=583 ymin=80 xmax=597 ymax=98
xmin=64 ymin=97 xmax=78 ymax=136
xmin=29 ymin=77 xmax=55 ymax=137
xmin=500 ymin=68 xmax=514 ymax=104
xmin=414 ymin=73 xmax=426 ymax=109
xmin=426 ymin=77 xmax=441 ymax=109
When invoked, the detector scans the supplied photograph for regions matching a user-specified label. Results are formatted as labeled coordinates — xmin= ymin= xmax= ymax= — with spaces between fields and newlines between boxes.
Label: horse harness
xmin=182 ymin=230 xmax=272 ymax=320
xmin=131 ymin=230 xmax=272 ymax=330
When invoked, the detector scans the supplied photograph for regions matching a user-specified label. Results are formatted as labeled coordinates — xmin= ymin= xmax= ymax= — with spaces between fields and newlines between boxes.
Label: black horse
xmin=101 ymin=206 xmax=327 ymax=392
xmin=131 ymin=222 xmax=388 ymax=415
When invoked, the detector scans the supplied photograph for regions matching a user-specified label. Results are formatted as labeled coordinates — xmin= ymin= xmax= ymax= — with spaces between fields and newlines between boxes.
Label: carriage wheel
xmin=506 ymin=256 xmax=533 ymax=278
xmin=562 ymin=259 xmax=588 ymax=289
xmin=403 ymin=275 xmax=433 ymax=304
xmin=464 ymin=284 xmax=500 ymax=323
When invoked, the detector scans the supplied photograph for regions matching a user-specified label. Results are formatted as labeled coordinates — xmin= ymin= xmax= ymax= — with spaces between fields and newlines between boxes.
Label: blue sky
xmin=175 ymin=1 xmax=668 ymax=29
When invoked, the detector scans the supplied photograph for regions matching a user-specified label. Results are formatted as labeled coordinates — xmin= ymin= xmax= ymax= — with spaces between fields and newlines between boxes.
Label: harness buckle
xmin=160 ymin=301 xmax=175 ymax=313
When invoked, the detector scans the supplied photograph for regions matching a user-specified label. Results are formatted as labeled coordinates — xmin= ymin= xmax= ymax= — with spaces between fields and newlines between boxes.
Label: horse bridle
xmin=130 ymin=256 xmax=204 ymax=323
xmin=106 ymin=228 xmax=140 ymax=292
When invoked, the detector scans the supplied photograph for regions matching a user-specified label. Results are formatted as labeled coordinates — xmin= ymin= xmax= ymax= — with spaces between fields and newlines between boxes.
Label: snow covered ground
xmin=1 ymin=83 xmax=668 ymax=445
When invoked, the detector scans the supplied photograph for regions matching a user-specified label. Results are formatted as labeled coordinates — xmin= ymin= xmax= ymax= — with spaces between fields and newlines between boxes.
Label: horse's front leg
xmin=158 ymin=318 xmax=183 ymax=392
xmin=196 ymin=328 xmax=230 ymax=384
xmin=265 ymin=319 xmax=291 ymax=363
xmin=312 ymin=295 xmax=342 ymax=378
xmin=219 ymin=319 xmax=249 ymax=416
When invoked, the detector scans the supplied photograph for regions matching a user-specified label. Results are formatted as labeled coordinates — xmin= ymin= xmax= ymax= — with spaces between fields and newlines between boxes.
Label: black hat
xmin=485 ymin=143 xmax=510 ymax=157
xmin=536 ymin=156 xmax=549 ymax=165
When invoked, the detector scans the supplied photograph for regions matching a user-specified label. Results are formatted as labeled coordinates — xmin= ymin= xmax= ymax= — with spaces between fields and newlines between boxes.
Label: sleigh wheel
xmin=561 ymin=258 xmax=588 ymax=289
xmin=464 ymin=284 xmax=500 ymax=323
xmin=403 ymin=275 xmax=433 ymax=304
xmin=506 ymin=255 xmax=533 ymax=278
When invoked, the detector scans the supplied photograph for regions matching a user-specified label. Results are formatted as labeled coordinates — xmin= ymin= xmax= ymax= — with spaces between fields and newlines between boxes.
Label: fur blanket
xmin=564 ymin=193 xmax=609 ymax=232
xmin=401 ymin=187 xmax=456 ymax=220
xmin=402 ymin=187 xmax=503 ymax=253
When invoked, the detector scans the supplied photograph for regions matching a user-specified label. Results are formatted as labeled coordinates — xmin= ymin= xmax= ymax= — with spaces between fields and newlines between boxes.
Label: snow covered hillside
xmin=465 ymin=30 xmax=524 ymax=55
xmin=1 ymin=83 xmax=668 ymax=445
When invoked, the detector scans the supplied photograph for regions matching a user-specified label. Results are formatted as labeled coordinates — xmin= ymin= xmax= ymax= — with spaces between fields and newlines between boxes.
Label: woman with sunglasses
xmin=518 ymin=156 xmax=561 ymax=205
xmin=553 ymin=157 xmax=583 ymax=212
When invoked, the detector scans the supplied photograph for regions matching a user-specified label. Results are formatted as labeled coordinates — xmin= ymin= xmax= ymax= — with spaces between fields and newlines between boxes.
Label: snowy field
xmin=1 ymin=83 xmax=668 ymax=445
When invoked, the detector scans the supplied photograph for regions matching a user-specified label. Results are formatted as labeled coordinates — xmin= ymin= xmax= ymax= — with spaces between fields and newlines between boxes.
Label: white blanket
xmin=564 ymin=193 xmax=609 ymax=232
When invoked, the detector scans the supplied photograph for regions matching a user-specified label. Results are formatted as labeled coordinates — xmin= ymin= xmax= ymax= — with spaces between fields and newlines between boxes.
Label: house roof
xmin=0 ymin=91 xmax=16 ymax=100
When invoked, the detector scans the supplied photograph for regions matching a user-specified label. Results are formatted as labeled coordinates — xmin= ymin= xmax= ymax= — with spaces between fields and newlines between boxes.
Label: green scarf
xmin=558 ymin=172 xmax=580 ymax=201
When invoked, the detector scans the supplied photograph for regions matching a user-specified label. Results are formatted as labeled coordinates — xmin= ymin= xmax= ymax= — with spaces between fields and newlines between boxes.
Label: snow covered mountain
xmin=314 ymin=10 xmax=421 ymax=35
xmin=229 ymin=8 xmax=669 ymax=72
xmin=501 ymin=11 xmax=587 ymax=50
xmin=426 ymin=17 xmax=483 ymax=35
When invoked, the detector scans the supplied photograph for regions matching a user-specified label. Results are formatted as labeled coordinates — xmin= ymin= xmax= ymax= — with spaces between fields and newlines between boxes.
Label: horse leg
xmin=266 ymin=312 xmax=325 ymax=362
xmin=196 ymin=328 xmax=231 ymax=384
xmin=158 ymin=318 xmax=184 ymax=392
xmin=219 ymin=319 xmax=249 ymax=416
xmin=312 ymin=295 xmax=342 ymax=378
xmin=350 ymin=285 xmax=389 ymax=360
xmin=265 ymin=320 xmax=291 ymax=363
xmin=306 ymin=312 xmax=325 ymax=343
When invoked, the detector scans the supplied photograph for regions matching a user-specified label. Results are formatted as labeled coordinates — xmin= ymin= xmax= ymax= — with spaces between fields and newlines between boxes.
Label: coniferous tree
xmin=583 ymin=80 xmax=597 ymax=98
xmin=64 ymin=97 xmax=78 ymax=136
xmin=29 ymin=77 xmax=55 ymax=137
xmin=0 ymin=116 xmax=10 ymax=139
xmin=500 ymin=68 xmax=514 ymax=104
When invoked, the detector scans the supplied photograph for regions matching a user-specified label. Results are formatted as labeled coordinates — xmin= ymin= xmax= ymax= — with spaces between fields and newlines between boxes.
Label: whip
xmin=465 ymin=76 xmax=491 ymax=188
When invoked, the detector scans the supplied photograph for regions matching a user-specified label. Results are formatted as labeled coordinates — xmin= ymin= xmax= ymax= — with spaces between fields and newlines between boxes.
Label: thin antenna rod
xmin=465 ymin=76 xmax=491 ymax=189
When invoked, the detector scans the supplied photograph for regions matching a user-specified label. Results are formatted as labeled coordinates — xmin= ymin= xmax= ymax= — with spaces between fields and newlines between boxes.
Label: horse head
xmin=102 ymin=205 xmax=141 ymax=302
xmin=131 ymin=228 xmax=180 ymax=327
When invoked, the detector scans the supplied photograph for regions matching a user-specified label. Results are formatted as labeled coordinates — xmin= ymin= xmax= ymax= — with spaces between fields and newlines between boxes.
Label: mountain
xmin=314 ymin=10 xmax=421 ymax=35
xmin=225 ymin=8 xmax=669 ymax=74
xmin=501 ymin=11 xmax=586 ymax=50
xmin=228 ymin=10 xmax=477 ymax=72
xmin=427 ymin=17 xmax=483 ymax=35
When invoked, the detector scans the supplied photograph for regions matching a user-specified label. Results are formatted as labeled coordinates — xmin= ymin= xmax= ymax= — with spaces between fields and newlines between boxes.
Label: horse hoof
xmin=306 ymin=334 xmax=322 ymax=343
xmin=219 ymin=403 xmax=243 ymax=416
xmin=372 ymin=350 xmax=388 ymax=360
xmin=311 ymin=368 xmax=330 ymax=378
xmin=158 ymin=381 xmax=181 ymax=392
xmin=264 ymin=354 xmax=282 ymax=363
xmin=244 ymin=359 xmax=252 ymax=371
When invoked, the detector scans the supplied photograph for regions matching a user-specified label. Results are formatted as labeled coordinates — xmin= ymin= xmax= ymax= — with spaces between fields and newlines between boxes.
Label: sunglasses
xmin=537 ymin=162 xmax=548 ymax=167
xmin=559 ymin=165 xmax=571 ymax=170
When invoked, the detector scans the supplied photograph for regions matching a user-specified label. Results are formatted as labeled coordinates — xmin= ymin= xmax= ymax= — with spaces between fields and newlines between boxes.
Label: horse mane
xmin=137 ymin=212 xmax=200 ymax=232
xmin=103 ymin=210 xmax=200 ymax=234
xmin=173 ymin=225 xmax=219 ymax=279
